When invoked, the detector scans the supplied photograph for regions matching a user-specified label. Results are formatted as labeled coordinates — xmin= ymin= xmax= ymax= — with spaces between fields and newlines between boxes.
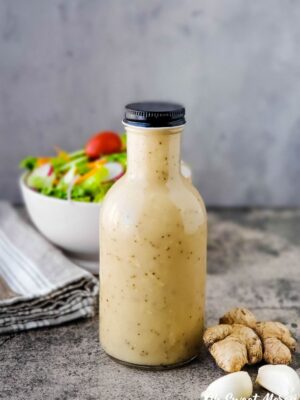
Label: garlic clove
xmin=201 ymin=371 xmax=253 ymax=400
xmin=256 ymin=365 xmax=300 ymax=400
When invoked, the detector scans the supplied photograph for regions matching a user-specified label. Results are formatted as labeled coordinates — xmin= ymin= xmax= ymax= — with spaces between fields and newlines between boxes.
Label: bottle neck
xmin=125 ymin=125 xmax=183 ymax=182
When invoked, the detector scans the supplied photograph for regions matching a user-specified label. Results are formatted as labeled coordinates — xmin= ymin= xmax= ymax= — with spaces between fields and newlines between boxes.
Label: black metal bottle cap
xmin=123 ymin=101 xmax=185 ymax=128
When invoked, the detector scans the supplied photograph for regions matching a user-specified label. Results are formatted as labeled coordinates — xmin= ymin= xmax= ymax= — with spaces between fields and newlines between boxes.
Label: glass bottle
xmin=100 ymin=102 xmax=207 ymax=368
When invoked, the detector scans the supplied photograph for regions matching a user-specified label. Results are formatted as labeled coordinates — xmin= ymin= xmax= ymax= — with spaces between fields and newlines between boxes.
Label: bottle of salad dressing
xmin=100 ymin=102 xmax=207 ymax=368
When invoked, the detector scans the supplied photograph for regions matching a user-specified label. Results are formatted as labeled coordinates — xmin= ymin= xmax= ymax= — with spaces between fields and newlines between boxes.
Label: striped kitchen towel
xmin=0 ymin=202 xmax=98 ymax=334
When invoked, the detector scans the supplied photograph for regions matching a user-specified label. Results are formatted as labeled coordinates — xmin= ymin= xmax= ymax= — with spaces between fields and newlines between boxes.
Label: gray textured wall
xmin=1 ymin=0 xmax=300 ymax=206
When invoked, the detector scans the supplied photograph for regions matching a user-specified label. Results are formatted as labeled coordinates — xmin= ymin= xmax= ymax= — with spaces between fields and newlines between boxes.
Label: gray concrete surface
xmin=1 ymin=1 xmax=300 ymax=206
xmin=0 ymin=209 xmax=299 ymax=399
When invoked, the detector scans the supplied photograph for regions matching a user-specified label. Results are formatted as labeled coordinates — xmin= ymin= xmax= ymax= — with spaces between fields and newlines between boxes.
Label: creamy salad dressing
xmin=100 ymin=105 xmax=207 ymax=368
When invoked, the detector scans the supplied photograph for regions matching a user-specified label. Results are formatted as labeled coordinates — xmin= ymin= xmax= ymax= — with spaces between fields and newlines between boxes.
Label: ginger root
xmin=203 ymin=324 xmax=262 ymax=372
xmin=203 ymin=307 xmax=296 ymax=372
xmin=255 ymin=321 xmax=296 ymax=365
xmin=220 ymin=307 xmax=257 ymax=329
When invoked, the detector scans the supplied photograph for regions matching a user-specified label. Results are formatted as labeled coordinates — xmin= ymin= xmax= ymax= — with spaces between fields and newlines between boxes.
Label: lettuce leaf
xmin=20 ymin=157 xmax=37 ymax=171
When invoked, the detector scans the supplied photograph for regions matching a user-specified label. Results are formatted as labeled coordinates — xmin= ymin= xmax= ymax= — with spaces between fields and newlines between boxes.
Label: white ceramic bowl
xmin=20 ymin=174 xmax=101 ymax=272
xmin=20 ymin=164 xmax=192 ymax=274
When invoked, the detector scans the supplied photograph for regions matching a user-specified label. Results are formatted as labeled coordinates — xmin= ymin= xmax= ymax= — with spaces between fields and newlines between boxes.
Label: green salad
xmin=20 ymin=131 xmax=126 ymax=203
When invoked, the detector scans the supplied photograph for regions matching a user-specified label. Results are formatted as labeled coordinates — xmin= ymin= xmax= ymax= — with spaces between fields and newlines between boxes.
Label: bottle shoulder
xmin=101 ymin=175 xmax=206 ymax=226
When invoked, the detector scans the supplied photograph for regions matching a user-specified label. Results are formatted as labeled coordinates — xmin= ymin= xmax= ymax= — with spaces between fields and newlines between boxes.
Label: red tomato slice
xmin=85 ymin=131 xmax=122 ymax=159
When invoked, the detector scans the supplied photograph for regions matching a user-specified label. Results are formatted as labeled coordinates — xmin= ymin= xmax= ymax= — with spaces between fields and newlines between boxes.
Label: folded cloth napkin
xmin=0 ymin=202 xmax=99 ymax=334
